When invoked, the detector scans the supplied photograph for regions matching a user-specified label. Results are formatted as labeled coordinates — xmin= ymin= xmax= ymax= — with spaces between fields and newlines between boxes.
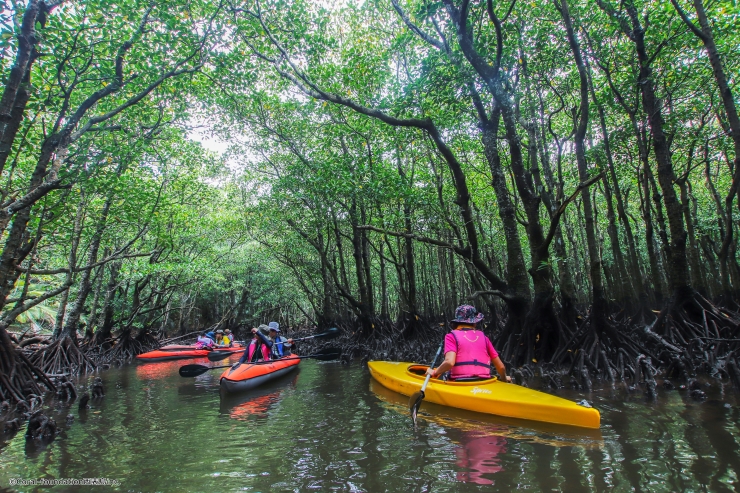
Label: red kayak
xmin=220 ymin=356 xmax=300 ymax=392
xmin=136 ymin=344 xmax=243 ymax=362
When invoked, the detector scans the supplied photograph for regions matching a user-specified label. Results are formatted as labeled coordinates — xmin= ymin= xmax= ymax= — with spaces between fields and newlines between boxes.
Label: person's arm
xmin=257 ymin=332 xmax=273 ymax=348
xmin=238 ymin=348 xmax=249 ymax=364
xmin=492 ymin=356 xmax=512 ymax=383
xmin=425 ymin=351 xmax=456 ymax=378
xmin=251 ymin=328 xmax=274 ymax=348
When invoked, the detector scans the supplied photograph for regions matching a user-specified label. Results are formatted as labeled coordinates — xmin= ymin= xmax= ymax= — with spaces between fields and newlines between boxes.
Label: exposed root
xmin=30 ymin=336 xmax=96 ymax=375
xmin=78 ymin=393 xmax=90 ymax=410
xmin=55 ymin=376 xmax=77 ymax=401
xmin=94 ymin=328 xmax=159 ymax=365
xmin=0 ymin=325 xmax=56 ymax=404
xmin=298 ymin=292 xmax=740 ymax=404
xmin=25 ymin=410 xmax=57 ymax=441
xmin=91 ymin=376 xmax=105 ymax=398
xmin=4 ymin=417 xmax=22 ymax=435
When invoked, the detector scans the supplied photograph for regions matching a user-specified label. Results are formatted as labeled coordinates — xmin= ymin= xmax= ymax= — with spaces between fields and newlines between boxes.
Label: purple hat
xmin=451 ymin=305 xmax=484 ymax=324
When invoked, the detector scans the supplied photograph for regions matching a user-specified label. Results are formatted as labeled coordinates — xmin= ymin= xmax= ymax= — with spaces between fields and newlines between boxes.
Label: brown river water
xmin=1 ymin=355 xmax=739 ymax=492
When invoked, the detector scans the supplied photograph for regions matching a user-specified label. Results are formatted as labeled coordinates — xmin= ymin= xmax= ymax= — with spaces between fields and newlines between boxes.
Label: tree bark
xmin=61 ymin=196 xmax=113 ymax=338
xmin=670 ymin=0 xmax=740 ymax=299
xmin=92 ymin=259 xmax=121 ymax=345
xmin=559 ymin=0 xmax=608 ymax=329
xmin=623 ymin=1 xmax=690 ymax=296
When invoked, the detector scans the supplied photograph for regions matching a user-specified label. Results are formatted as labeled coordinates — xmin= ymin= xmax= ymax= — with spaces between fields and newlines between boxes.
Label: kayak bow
xmin=220 ymin=356 xmax=301 ymax=393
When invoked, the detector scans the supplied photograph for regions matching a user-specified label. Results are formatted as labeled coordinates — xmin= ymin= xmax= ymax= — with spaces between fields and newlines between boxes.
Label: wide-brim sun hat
xmin=268 ymin=321 xmax=280 ymax=332
xmin=451 ymin=305 xmax=484 ymax=324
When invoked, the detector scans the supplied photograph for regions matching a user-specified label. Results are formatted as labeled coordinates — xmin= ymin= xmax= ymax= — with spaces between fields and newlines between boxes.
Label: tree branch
xmin=668 ymin=0 xmax=707 ymax=41
xmin=468 ymin=289 xmax=514 ymax=302
xmin=2 ymin=279 xmax=73 ymax=324
xmin=357 ymin=224 xmax=466 ymax=255
xmin=18 ymin=251 xmax=154 ymax=275
xmin=390 ymin=0 xmax=445 ymax=50
xmin=542 ymin=173 xmax=603 ymax=252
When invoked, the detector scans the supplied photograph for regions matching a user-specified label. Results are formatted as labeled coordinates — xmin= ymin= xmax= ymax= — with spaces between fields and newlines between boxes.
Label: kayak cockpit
xmin=405 ymin=364 xmax=499 ymax=385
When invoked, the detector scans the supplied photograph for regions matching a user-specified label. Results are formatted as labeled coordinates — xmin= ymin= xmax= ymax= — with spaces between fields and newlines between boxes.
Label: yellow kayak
xmin=368 ymin=361 xmax=600 ymax=429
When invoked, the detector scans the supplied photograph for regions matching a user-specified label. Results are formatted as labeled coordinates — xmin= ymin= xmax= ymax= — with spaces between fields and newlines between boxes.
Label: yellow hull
xmin=368 ymin=361 xmax=600 ymax=429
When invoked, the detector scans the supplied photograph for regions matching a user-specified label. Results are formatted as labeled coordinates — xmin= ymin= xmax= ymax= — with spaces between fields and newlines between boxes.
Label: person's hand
xmin=504 ymin=375 xmax=512 ymax=383
xmin=251 ymin=327 xmax=258 ymax=334
xmin=287 ymin=338 xmax=293 ymax=344
xmin=425 ymin=368 xmax=436 ymax=377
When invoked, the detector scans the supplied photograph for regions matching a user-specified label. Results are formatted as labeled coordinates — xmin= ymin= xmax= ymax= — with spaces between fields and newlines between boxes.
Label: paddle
xmin=409 ymin=341 xmax=445 ymax=426
xmin=207 ymin=327 xmax=341 ymax=361
xmin=179 ymin=347 xmax=342 ymax=377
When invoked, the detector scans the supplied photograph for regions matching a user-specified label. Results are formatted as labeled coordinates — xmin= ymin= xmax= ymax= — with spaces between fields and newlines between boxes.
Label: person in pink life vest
xmin=240 ymin=325 xmax=271 ymax=363
xmin=426 ymin=305 xmax=511 ymax=382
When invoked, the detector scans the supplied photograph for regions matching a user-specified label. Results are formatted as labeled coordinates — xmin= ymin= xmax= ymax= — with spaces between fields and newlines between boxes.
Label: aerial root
xmin=94 ymin=328 xmax=159 ymax=365
xmin=30 ymin=336 xmax=96 ymax=375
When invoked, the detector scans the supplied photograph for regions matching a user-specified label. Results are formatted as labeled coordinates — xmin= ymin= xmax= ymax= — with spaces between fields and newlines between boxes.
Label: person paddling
xmin=238 ymin=325 xmax=272 ymax=363
xmin=267 ymin=322 xmax=294 ymax=358
xmin=426 ymin=305 xmax=511 ymax=383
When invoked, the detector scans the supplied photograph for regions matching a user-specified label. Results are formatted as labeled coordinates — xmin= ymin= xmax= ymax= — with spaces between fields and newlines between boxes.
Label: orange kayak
xmin=220 ymin=356 xmax=300 ymax=392
xmin=136 ymin=344 xmax=243 ymax=362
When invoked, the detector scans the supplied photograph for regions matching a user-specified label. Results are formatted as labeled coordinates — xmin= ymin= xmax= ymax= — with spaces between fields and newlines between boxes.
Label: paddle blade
xmin=208 ymin=350 xmax=242 ymax=362
xmin=309 ymin=347 xmax=342 ymax=361
xmin=179 ymin=364 xmax=212 ymax=378
xmin=409 ymin=390 xmax=425 ymax=425
xmin=314 ymin=327 xmax=341 ymax=340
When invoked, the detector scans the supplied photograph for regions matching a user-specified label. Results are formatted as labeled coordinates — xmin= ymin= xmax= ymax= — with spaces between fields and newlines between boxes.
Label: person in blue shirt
xmin=267 ymin=322 xmax=294 ymax=358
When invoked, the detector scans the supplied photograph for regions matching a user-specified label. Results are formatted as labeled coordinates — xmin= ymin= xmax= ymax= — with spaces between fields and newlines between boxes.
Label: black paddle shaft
xmin=207 ymin=327 xmax=341 ymax=361
xmin=409 ymin=340 xmax=445 ymax=425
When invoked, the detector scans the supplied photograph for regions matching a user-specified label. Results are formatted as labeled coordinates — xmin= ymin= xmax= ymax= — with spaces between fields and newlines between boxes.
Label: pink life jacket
xmin=248 ymin=339 xmax=270 ymax=361
xmin=195 ymin=337 xmax=214 ymax=350
xmin=450 ymin=329 xmax=494 ymax=380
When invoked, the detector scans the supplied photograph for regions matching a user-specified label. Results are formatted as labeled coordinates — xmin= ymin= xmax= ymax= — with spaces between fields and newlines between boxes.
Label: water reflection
xmin=454 ymin=430 xmax=506 ymax=485
xmin=136 ymin=354 xmax=241 ymax=381
xmin=136 ymin=357 xmax=211 ymax=380
xmin=219 ymin=374 xmax=298 ymax=421
xmin=369 ymin=377 xmax=606 ymax=488
xmin=370 ymin=378 xmax=603 ymax=448
xmin=3 ymin=362 xmax=740 ymax=492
